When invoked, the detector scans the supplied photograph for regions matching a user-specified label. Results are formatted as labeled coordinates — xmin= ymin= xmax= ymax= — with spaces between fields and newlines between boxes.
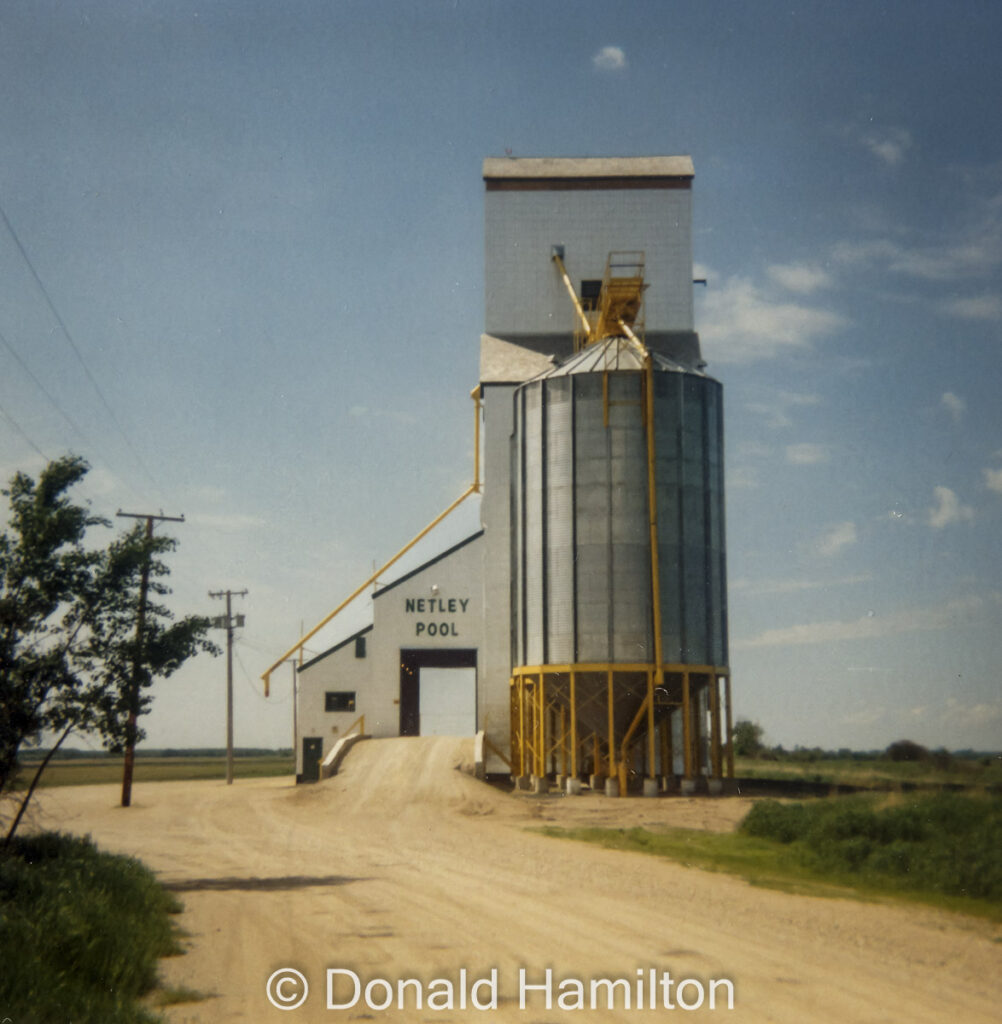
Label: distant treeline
xmin=761 ymin=745 xmax=998 ymax=763
xmin=20 ymin=747 xmax=293 ymax=761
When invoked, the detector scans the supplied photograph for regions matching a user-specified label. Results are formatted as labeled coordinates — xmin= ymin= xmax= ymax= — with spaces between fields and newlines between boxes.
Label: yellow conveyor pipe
xmin=262 ymin=387 xmax=483 ymax=696
xmin=551 ymin=251 xmax=593 ymax=340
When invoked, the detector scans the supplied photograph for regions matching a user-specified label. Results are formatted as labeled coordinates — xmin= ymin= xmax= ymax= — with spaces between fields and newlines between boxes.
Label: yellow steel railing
xmin=509 ymin=663 xmax=732 ymax=796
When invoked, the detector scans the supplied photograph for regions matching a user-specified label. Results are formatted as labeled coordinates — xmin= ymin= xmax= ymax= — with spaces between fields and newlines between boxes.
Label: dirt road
xmin=31 ymin=737 xmax=1001 ymax=1022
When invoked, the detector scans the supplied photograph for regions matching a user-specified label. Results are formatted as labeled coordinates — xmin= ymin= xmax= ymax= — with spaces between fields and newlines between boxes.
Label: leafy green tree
xmin=84 ymin=522 xmax=219 ymax=805
xmin=1 ymin=455 xmax=218 ymax=838
xmin=732 ymin=718 xmax=765 ymax=758
xmin=0 ymin=456 xmax=106 ymax=801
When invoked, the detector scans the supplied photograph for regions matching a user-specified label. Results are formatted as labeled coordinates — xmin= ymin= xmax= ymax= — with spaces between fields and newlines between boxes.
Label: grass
xmin=539 ymin=791 xmax=1002 ymax=922
xmin=733 ymin=754 xmax=1002 ymax=790
xmin=151 ymin=985 xmax=210 ymax=1008
xmin=11 ymin=754 xmax=295 ymax=789
xmin=0 ymin=831 xmax=186 ymax=1023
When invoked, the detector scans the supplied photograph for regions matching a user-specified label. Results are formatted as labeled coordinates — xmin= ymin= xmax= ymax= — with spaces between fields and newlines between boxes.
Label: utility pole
xmin=116 ymin=510 xmax=185 ymax=808
xmin=209 ymin=588 xmax=248 ymax=784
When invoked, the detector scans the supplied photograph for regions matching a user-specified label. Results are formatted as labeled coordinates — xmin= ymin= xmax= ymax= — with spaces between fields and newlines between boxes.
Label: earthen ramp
xmin=312 ymin=735 xmax=509 ymax=820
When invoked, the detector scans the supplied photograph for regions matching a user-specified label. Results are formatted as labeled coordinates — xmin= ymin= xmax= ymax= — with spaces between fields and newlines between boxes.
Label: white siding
xmin=295 ymin=634 xmax=372 ymax=776
xmin=485 ymin=188 xmax=693 ymax=338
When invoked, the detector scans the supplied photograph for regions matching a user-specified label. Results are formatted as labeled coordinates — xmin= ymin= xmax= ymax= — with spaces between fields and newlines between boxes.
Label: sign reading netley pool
xmin=405 ymin=596 xmax=471 ymax=637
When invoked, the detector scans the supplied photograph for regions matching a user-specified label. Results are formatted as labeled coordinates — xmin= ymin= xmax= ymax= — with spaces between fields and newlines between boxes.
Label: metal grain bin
xmin=511 ymin=337 xmax=727 ymax=671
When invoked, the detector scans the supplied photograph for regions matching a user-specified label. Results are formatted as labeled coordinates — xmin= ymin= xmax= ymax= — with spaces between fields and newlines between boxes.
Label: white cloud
xmin=735 ymin=595 xmax=985 ymax=650
xmin=592 ymin=46 xmax=627 ymax=71
xmin=903 ymin=697 xmax=1002 ymax=735
xmin=927 ymin=485 xmax=974 ymax=528
xmin=187 ymin=512 xmax=265 ymax=531
xmin=726 ymin=465 xmax=760 ymax=491
xmin=786 ymin=443 xmax=829 ymax=466
xmin=747 ymin=389 xmax=823 ymax=428
xmin=816 ymin=520 xmax=857 ymax=557
xmin=984 ymin=467 xmax=1002 ymax=494
xmin=940 ymin=391 xmax=966 ymax=422
xmin=767 ymin=262 xmax=833 ymax=294
xmin=860 ymin=126 xmax=912 ymax=166
xmin=731 ymin=572 xmax=871 ymax=596
xmin=833 ymin=226 xmax=1002 ymax=285
xmin=699 ymin=274 xmax=845 ymax=363
xmin=941 ymin=292 xmax=1002 ymax=321
xmin=734 ymin=440 xmax=772 ymax=459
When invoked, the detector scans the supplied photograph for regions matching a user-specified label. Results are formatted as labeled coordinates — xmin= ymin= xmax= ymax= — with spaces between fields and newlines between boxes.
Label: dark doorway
xmin=301 ymin=736 xmax=323 ymax=783
xmin=399 ymin=649 xmax=477 ymax=736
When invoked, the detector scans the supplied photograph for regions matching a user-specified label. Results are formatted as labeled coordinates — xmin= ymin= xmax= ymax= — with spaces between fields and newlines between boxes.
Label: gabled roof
xmin=372 ymin=530 xmax=484 ymax=599
xmin=298 ymin=624 xmax=373 ymax=673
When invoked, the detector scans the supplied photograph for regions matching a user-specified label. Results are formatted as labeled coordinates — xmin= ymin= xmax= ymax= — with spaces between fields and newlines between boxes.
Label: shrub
xmin=740 ymin=792 xmax=1002 ymax=904
xmin=740 ymin=800 xmax=810 ymax=843
xmin=885 ymin=739 xmax=929 ymax=762
xmin=0 ymin=831 xmax=180 ymax=1023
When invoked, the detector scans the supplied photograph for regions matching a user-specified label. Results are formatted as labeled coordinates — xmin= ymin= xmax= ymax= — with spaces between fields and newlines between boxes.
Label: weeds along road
xmin=32 ymin=737 xmax=1002 ymax=1023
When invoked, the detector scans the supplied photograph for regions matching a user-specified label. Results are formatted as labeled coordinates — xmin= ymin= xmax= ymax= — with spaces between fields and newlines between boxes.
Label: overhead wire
xmin=0 ymin=399 xmax=48 ymax=460
xmin=0 ymin=326 xmax=91 ymax=445
xmin=0 ymin=196 xmax=163 ymax=500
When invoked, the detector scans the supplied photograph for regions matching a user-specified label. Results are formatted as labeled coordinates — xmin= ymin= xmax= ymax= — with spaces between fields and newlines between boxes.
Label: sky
xmin=1 ymin=0 xmax=1000 ymax=754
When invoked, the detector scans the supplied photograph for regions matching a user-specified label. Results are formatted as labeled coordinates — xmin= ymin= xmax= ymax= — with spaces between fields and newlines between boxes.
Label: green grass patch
xmin=152 ymin=985 xmax=210 ymax=1007
xmin=12 ymin=754 xmax=295 ymax=789
xmin=0 ymin=832 xmax=184 ymax=1023
xmin=539 ymin=792 xmax=1002 ymax=921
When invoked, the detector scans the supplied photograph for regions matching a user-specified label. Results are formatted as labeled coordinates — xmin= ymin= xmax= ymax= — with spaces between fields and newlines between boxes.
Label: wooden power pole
xmin=209 ymin=588 xmax=248 ymax=784
xmin=116 ymin=510 xmax=185 ymax=808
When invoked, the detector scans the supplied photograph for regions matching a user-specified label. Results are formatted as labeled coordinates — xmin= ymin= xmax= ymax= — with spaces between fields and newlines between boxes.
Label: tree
xmin=0 ymin=456 xmax=106 ymax=801
xmin=1 ymin=456 xmax=218 ymax=840
xmin=83 ymin=522 xmax=219 ymax=806
xmin=885 ymin=739 xmax=929 ymax=763
xmin=732 ymin=718 xmax=765 ymax=758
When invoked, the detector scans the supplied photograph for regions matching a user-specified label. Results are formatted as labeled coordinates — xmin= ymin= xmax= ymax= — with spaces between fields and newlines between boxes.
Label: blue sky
xmin=1 ymin=1 xmax=999 ymax=752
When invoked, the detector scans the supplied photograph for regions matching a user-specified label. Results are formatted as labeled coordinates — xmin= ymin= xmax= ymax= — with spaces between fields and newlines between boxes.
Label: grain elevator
xmin=274 ymin=156 xmax=733 ymax=795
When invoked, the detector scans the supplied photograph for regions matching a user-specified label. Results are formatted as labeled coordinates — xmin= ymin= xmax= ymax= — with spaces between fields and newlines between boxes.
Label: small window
xmin=355 ymin=635 xmax=367 ymax=658
xmin=580 ymin=279 xmax=602 ymax=311
xmin=325 ymin=691 xmax=356 ymax=713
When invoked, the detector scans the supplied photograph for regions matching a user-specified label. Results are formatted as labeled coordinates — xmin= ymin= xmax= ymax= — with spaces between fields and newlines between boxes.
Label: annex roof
xmin=482 ymin=155 xmax=694 ymax=182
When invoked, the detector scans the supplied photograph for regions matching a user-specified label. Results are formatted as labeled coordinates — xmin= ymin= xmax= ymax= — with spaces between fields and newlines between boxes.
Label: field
xmin=14 ymin=754 xmax=295 ymax=788
xmin=24 ymin=736 xmax=1002 ymax=1024
xmin=733 ymin=754 xmax=1002 ymax=790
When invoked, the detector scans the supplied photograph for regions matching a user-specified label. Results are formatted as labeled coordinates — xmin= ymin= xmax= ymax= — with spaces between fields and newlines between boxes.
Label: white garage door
xmin=418 ymin=667 xmax=476 ymax=735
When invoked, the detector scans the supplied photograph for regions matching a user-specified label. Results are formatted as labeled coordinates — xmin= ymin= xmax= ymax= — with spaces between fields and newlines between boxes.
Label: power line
xmin=0 ymin=326 xmax=90 ymax=444
xmin=0 ymin=399 xmax=48 ymax=460
xmin=0 ymin=197 xmax=163 ymax=499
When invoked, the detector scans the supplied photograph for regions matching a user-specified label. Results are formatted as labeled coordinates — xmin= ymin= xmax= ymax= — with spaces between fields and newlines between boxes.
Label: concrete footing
xmin=565 ymin=777 xmax=582 ymax=796
xmin=515 ymin=775 xmax=532 ymax=791
xmin=589 ymin=773 xmax=605 ymax=791
xmin=604 ymin=777 xmax=620 ymax=798
xmin=680 ymin=778 xmax=698 ymax=796
xmin=642 ymin=778 xmax=659 ymax=798
xmin=707 ymin=778 xmax=724 ymax=796
xmin=532 ymin=775 xmax=547 ymax=795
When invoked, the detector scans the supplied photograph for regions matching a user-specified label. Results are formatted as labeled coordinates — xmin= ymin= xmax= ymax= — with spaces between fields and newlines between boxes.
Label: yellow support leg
xmin=682 ymin=671 xmax=693 ymax=780
xmin=710 ymin=674 xmax=722 ymax=779
xmin=724 ymin=673 xmax=735 ymax=779
xmin=570 ymin=671 xmax=578 ymax=780
xmin=647 ymin=669 xmax=656 ymax=780
xmin=607 ymin=669 xmax=616 ymax=787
